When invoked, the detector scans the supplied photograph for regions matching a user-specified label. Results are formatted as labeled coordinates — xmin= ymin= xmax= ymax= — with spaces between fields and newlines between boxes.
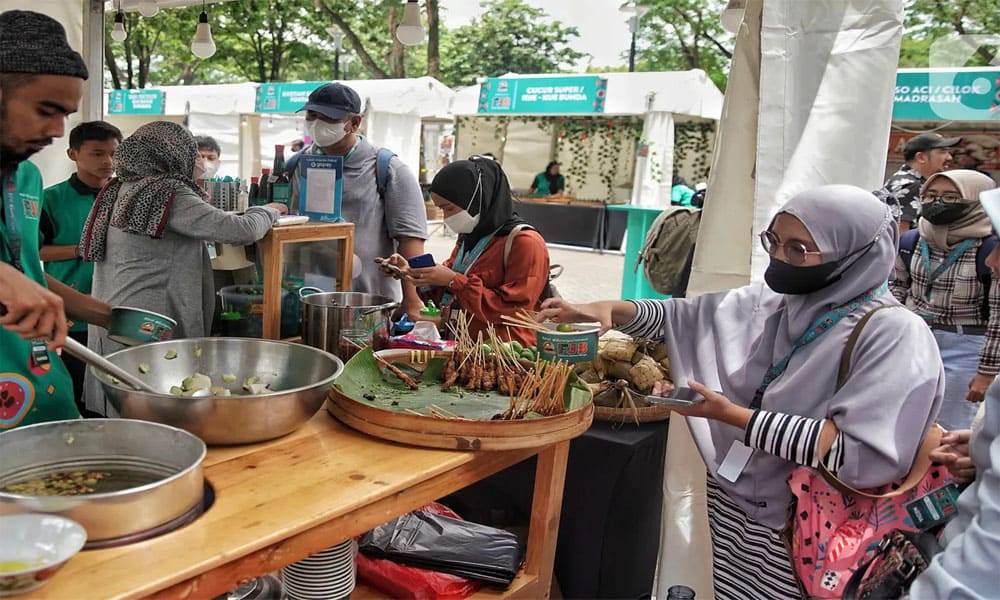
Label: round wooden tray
xmin=327 ymin=349 xmax=594 ymax=450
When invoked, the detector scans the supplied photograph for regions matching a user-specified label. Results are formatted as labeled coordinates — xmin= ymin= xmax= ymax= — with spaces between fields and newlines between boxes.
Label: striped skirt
xmin=706 ymin=477 xmax=802 ymax=600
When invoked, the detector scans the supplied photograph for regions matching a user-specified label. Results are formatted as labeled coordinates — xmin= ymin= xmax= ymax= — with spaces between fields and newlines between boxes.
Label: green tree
xmin=634 ymin=0 xmax=732 ymax=91
xmin=900 ymin=0 xmax=999 ymax=67
xmin=438 ymin=0 xmax=586 ymax=87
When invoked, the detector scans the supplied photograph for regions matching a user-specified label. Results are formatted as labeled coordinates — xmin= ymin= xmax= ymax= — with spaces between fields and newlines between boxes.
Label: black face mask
xmin=764 ymin=259 xmax=842 ymax=295
xmin=764 ymin=238 xmax=879 ymax=295
xmin=921 ymin=201 xmax=968 ymax=225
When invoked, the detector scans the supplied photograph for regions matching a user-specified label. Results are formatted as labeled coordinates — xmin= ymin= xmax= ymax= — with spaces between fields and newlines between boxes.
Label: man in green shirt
xmin=0 ymin=10 xmax=111 ymax=430
xmin=40 ymin=121 xmax=121 ymax=414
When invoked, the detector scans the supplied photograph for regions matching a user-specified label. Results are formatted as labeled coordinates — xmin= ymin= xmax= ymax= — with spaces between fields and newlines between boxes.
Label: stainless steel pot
xmin=0 ymin=419 xmax=205 ymax=546
xmin=300 ymin=291 xmax=398 ymax=358
xmin=95 ymin=338 xmax=344 ymax=445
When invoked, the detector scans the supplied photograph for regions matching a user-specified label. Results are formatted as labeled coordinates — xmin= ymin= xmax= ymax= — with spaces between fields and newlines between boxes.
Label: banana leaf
xmin=334 ymin=347 xmax=591 ymax=420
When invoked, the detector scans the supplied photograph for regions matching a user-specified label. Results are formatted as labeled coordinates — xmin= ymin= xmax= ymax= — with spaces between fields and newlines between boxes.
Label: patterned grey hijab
xmin=80 ymin=121 xmax=207 ymax=261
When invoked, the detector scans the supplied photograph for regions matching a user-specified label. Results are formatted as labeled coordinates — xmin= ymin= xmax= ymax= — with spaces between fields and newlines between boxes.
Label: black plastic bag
xmin=359 ymin=510 xmax=525 ymax=586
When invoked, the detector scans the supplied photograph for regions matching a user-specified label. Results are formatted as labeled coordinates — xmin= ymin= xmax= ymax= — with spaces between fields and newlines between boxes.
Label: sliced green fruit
xmin=164 ymin=349 xmax=178 ymax=360
xmin=221 ymin=373 xmax=237 ymax=383
xmin=138 ymin=363 xmax=150 ymax=374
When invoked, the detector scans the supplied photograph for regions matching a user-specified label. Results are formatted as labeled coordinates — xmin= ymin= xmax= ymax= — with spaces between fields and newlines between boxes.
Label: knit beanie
xmin=0 ymin=10 xmax=89 ymax=79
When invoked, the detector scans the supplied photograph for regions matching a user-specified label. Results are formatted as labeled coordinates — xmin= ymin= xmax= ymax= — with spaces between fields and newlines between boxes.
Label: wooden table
xmin=25 ymin=413 xmax=569 ymax=599
xmin=258 ymin=222 xmax=355 ymax=339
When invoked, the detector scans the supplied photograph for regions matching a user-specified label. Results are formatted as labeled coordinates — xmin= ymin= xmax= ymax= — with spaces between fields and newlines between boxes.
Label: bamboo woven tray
xmin=594 ymin=404 xmax=672 ymax=424
xmin=327 ymin=348 xmax=594 ymax=450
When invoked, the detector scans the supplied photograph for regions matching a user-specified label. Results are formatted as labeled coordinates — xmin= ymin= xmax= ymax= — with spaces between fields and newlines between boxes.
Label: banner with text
xmin=255 ymin=82 xmax=325 ymax=113
xmin=108 ymin=89 xmax=165 ymax=115
xmin=892 ymin=69 xmax=1000 ymax=121
xmin=477 ymin=76 xmax=608 ymax=114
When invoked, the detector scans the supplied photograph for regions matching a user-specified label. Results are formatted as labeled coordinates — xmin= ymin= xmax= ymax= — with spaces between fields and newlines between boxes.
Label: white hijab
xmin=659 ymin=185 xmax=943 ymax=528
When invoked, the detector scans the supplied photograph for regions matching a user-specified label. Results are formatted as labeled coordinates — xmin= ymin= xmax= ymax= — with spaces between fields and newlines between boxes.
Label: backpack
xmin=286 ymin=146 xmax=395 ymax=199
xmin=898 ymin=228 xmax=997 ymax=320
xmin=504 ymin=224 xmax=561 ymax=300
xmin=635 ymin=206 xmax=702 ymax=296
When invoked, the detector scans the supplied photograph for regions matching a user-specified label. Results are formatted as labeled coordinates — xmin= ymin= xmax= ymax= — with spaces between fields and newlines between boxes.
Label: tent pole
xmin=81 ymin=0 xmax=105 ymax=121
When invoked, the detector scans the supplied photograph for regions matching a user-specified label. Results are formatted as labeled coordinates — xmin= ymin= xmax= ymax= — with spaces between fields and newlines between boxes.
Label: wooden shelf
xmin=257 ymin=222 xmax=355 ymax=339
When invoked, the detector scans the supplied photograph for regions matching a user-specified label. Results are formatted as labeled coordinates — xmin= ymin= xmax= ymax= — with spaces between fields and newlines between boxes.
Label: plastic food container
xmin=536 ymin=324 xmax=599 ymax=363
xmin=217 ymin=284 xmax=297 ymax=338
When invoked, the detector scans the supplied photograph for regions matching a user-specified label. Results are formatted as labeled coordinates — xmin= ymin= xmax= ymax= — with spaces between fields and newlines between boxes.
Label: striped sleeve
xmin=617 ymin=299 xmax=668 ymax=339
xmin=744 ymin=410 xmax=846 ymax=473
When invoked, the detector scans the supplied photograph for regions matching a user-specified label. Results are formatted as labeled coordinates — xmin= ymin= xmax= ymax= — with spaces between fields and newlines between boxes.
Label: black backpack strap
xmin=976 ymin=235 xmax=997 ymax=320
xmin=898 ymin=228 xmax=920 ymax=275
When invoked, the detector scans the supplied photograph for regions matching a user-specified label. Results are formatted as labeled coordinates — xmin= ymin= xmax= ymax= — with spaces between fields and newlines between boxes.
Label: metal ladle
xmin=63 ymin=336 xmax=160 ymax=394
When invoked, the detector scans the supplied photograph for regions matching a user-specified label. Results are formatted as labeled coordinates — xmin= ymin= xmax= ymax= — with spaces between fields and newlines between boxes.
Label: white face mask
xmin=307 ymin=119 xmax=348 ymax=147
xmin=202 ymin=160 xmax=220 ymax=179
xmin=444 ymin=172 xmax=483 ymax=234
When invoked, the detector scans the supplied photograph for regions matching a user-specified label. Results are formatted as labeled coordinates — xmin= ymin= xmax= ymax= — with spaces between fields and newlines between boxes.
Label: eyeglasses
xmin=759 ymin=230 xmax=823 ymax=266
xmin=919 ymin=192 xmax=965 ymax=204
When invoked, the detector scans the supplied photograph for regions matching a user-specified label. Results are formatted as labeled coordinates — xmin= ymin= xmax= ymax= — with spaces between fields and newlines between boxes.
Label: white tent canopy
xmin=451 ymin=71 xmax=724 ymax=207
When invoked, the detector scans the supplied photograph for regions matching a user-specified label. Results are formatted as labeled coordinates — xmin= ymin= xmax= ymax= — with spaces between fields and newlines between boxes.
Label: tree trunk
xmin=105 ymin=42 xmax=122 ymax=89
xmin=314 ymin=0 xmax=390 ymax=79
xmin=427 ymin=0 xmax=440 ymax=79
xmin=124 ymin=39 xmax=135 ymax=89
xmin=388 ymin=5 xmax=405 ymax=78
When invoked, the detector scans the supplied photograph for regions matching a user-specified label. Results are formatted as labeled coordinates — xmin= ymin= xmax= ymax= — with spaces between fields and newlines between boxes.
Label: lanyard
xmin=1 ymin=172 xmax=22 ymax=270
xmin=440 ymin=231 xmax=498 ymax=307
xmin=750 ymin=282 xmax=887 ymax=409
xmin=918 ymin=238 xmax=973 ymax=301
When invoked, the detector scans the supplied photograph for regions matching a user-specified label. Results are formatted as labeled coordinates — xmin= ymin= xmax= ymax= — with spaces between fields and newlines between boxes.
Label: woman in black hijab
xmin=377 ymin=156 xmax=551 ymax=346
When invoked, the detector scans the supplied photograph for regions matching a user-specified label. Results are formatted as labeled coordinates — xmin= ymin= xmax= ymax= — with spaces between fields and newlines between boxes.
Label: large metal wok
xmin=94 ymin=338 xmax=344 ymax=445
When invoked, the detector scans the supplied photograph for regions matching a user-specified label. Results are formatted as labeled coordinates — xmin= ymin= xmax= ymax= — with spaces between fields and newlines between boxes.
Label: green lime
xmin=509 ymin=340 xmax=524 ymax=354
xmin=556 ymin=323 xmax=574 ymax=332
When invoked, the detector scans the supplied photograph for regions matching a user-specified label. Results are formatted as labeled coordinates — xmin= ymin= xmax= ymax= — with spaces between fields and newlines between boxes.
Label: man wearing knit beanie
xmin=0 ymin=9 xmax=112 ymax=430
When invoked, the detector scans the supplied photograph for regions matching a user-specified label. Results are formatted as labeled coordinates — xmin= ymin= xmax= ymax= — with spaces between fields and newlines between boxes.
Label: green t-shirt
xmin=41 ymin=175 xmax=98 ymax=332
xmin=0 ymin=162 xmax=79 ymax=430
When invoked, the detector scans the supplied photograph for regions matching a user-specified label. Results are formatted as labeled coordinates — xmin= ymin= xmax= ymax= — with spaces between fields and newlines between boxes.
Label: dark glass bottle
xmin=666 ymin=585 xmax=696 ymax=599
xmin=268 ymin=144 xmax=291 ymax=208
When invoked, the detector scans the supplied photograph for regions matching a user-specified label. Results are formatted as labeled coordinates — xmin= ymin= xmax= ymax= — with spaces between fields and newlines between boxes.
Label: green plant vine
xmin=673 ymin=121 xmax=715 ymax=181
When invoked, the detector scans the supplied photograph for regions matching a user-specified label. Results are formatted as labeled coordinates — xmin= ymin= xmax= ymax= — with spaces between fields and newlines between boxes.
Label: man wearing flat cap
xmin=0 ymin=10 xmax=111 ymax=429
xmin=875 ymin=132 xmax=961 ymax=232
xmin=287 ymin=82 xmax=428 ymax=319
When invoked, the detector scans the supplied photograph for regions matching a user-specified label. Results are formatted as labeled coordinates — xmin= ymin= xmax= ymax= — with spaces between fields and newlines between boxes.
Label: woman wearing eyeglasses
xmin=890 ymin=170 xmax=999 ymax=431
xmin=538 ymin=185 xmax=944 ymax=600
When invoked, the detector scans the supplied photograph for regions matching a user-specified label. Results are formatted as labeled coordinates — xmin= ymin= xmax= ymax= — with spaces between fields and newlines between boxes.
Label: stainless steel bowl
xmin=0 ymin=419 xmax=205 ymax=546
xmin=94 ymin=338 xmax=344 ymax=445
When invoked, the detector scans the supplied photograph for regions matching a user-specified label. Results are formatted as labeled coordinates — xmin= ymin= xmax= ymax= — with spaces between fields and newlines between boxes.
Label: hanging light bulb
xmin=395 ymin=0 xmax=425 ymax=46
xmin=191 ymin=2 xmax=216 ymax=59
xmin=138 ymin=0 xmax=159 ymax=18
xmin=110 ymin=2 xmax=128 ymax=42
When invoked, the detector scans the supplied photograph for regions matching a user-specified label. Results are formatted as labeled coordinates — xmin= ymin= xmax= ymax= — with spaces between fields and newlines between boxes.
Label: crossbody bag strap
xmin=503 ymin=224 xmax=531 ymax=270
xmin=819 ymin=304 xmax=942 ymax=500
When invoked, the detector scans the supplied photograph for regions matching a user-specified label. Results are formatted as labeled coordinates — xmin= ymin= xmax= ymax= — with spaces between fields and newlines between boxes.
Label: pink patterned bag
xmin=785 ymin=456 xmax=950 ymax=598
xmin=782 ymin=307 xmax=950 ymax=598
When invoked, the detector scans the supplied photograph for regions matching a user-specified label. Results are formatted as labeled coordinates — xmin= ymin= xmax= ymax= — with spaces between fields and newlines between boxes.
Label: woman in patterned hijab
xmin=891 ymin=169 xmax=999 ymax=431
xmin=79 ymin=121 xmax=287 ymax=416
xmin=80 ymin=121 xmax=207 ymax=260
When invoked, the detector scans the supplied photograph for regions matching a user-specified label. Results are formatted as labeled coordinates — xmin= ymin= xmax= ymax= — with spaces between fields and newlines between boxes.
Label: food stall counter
xmin=512 ymin=196 xmax=627 ymax=252
xmin=22 ymin=412 xmax=570 ymax=599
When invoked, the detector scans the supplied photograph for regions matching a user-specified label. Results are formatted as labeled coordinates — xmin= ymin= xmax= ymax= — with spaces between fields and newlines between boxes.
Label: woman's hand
xmin=538 ymin=298 xmax=614 ymax=334
xmin=374 ymin=254 xmax=410 ymax=280
xmin=929 ymin=429 xmax=976 ymax=483
xmin=967 ymin=373 xmax=994 ymax=402
xmin=409 ymin=264 xmax=457 ymax=288
xmin=264 ymin=202 xmax=289 ymax=215
xmin=666 ymin=380 xmax=753 ymax=429
xmin=0 ymin=263 xmax=68 ymax=350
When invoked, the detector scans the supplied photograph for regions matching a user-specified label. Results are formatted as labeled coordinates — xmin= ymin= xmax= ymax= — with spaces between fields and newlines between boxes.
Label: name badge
xmin=30 ymin=338 xmax=50 ymax=368
xmin=717 ymin=440 xmax=754 ymax=483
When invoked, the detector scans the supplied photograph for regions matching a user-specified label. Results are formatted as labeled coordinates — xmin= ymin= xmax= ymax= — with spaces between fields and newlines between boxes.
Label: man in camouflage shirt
xmin=875 ymin=132 xmax=960 ymax=232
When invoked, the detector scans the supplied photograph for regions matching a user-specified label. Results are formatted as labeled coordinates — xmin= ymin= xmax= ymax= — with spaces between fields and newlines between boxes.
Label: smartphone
xmin=644 ymin=386 xmax=706 ymax=407
xmin=407 ymin=253 xmax=436 ymax=269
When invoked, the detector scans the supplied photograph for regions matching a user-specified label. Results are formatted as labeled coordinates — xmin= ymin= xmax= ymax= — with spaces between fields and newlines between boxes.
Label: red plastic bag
xmin=356 ymin=502 xmax=483 ymax=600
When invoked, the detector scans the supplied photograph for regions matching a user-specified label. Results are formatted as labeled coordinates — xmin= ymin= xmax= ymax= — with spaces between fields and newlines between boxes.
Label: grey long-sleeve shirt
xmin=84 ymin=185 xmax=279 ymax=415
